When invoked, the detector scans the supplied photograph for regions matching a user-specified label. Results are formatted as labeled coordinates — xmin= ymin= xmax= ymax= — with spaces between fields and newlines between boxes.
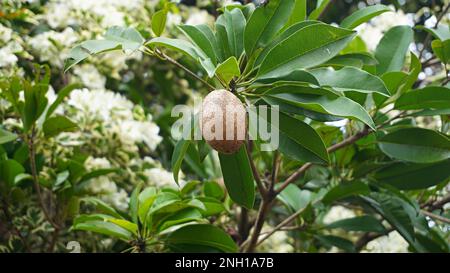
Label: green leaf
xmin=215 ymin=56 xmax=241 ymax=85
xmin=375 ymin=26 xmax=413 ymax=75
xmin=416 ymin=25 xmax=450 ymax=41
xmin=378 ymin=128 xmax=450 ymax=163
xmin=277 ymin=184 xmax=311 ymax=212
xmin=315 ymin=235 xmax=355 ymax=252
xmin=106 ymin=218 xmax=138 ymax=235
xmin=147 ymin=37 xmax=215 ymax=77
xmin=197 ymin=197 xmax=225 ymax=216
xmin=255 ymin=20 xmax=322 ymax=67
xmin=218 ymin=146 xmax=255 ymax=209
xmin=203 ymin=181 xmax=225 ymax=200
xmin=322 ymin=181 xmax=369 ymax=205
xmin=244 ymin=0 xmax=295 ymax=56
xmin=340 ymin=4 xmax=391 ymax=29
xmin=65 ymin=26 xmax=144 ymax=71
xmin=217 ymin=8 xmax=246 ymax=58
xmin=43 ymin=116 xmax=78 ymax=138
xmin=326 ymin=215 xmax=387 ymax=233
xmin=152 ymin=9 xmax=168 ymax=37
xmin=157 ymin=208 xmax=202 ymax=232
xmin=310 ymin=67 xmax=390 ymax=96
xmin=285 ymin=0 xmax=307 ymax=27
xmin=0 ymin=159 xmax=25 ymax=189
xmin=309 ymin=0 xmax=330 ymax=20
xmin=395 ymin=86 xmax=450 ymax=110
xmin=263 ymin=92 xmax=375 ymax=130
xmin=179 ymin=24 xmax=219 ymax=64
xmin=255 ymin=110 xmax=329 ymax=163
xmin=258 ymin=23 xmax=355 ymax=79
xmin=373 ymin=160 xmax=450 ymax=190
xmin=431 ymin=39 xmax=450 ymax=64
xmin=129 ymin=183 xmax=143 ymax=224
xmin=321 ymin=53 xmax=378 ymax=68
xmin=45 ymin=83 xmax=82 ymax=119
xmin=363 ymin=192 xmax=416 ymax=247
xmin=0 ymin=129 xmax=17 ymax=145
xmin=171 ymin=140 xmax=191 ymax=186
xmin=167 ymin=224 xmax=238 ymax=253
xmin=72 ymin=219 xmax=133 ymax=241
xmin=148 ymin=192 xmax=181 ymax=216
xmin=80 ymin=197 xmax=124 ymax=219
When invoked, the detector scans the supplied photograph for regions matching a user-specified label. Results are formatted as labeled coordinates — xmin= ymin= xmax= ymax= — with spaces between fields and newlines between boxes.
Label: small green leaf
xmin=0 ymin=129 xmax=17 ymax=145
xmin=218 ymin=146 xmax=255 ymax=209
xmin=340 ymin=4 xmax=391 ymax=29
xmin=130 ymin=182 xmax=143 ymax=224
xmin=72 ymin=219 xmax=133 ymax=241
xmin=431 ymin=39 xmax=450 ymax=65
xmin=171 ymin=140 xmax=191 ymax=186
xmin=0 ymin=159 xmax=25 ymax=189
xmin=322 ymin=181 xmax=370 ymax=205
xmin=215 ymin=56 xmax=241 ymax=85
xmin=43 ymin=116 xmax=78 ymax=138
xmin=152 ymin=9 xmax=168 ymax=37
xmin=203 ymin=181 xmax=225 ymax=200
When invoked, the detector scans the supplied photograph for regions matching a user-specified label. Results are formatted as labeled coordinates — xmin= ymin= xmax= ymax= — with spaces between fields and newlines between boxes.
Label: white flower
xmin=363 ymin=231 xmax=409 ymax=253
xmin=0 ymin=47 xmax=18 ymax=68
xmin=144 ymin=167 xmax=183 ymax=187
xmin=0 ymin=24 xmax=13 ymax=43
xmin=67 ymin=88 xmax=134 ymax=122
xmin=186 ymin=9 xmax=214 ymax=25
xmin=116 ymin=119 xmax=162 ymax=151
xmin=323 ymin=206 xmax=356 ymax=225
xmin=73 ymin=64 xmax=107 ymax=90
xmin=28 ymin=28 xmax=78 ymax=67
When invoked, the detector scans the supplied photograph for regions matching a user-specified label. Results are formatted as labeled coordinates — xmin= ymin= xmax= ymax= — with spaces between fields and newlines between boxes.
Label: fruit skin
xmin=200 ymin=89 xmax=247 ymax=154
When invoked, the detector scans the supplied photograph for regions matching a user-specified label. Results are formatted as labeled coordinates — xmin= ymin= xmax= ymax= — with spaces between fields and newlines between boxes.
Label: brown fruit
xmin=200 ymin=89 xmax=247 ymax=154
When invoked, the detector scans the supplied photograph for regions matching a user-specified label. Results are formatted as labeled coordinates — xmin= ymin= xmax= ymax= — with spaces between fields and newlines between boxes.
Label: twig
xmin=152 ymin=48 xmax=215 ymax=90
xmin=242 ymin=199 xmax=273 ymax=252
xmin=419 ymin=3 xmax=450 ymax=59
xmin=26 ymin=128 xmax=59 ymax=229
xmin=246 ymin=140 xmax=266 ymax=196
xmin=421 ymin=210 xmax=450 ymax=224
xmin=270 ymin=151 xmax=280 ymax=190
xmin=355 ymin=228 xmax=395 ymax=251
xmin=254 ymin=206 xmax=308 ymax=247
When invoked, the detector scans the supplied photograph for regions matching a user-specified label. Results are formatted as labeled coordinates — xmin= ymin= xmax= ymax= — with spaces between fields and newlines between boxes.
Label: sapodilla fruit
xmin=200 ymin=89 xmax=247 ymax=154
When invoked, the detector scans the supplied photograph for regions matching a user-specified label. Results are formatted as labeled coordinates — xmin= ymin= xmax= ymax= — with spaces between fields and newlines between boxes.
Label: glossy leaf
xmin=258 ymin=23 xmax=355 ymax=79
xmin=152 ymin=9 xmax=168 ymax=37
xmin=179 ymin=24 xmax=218 ymax=64
xmin=167 ymin=224 xmax=238 ymax=253
xmin=215 ymin=56 xmax=241 ymax=85
xmin=72 ymin=219 xmax=133 ymax=241
xmin=263 ymin=92 xmax=375 ymax=129
xmin=431 ymin=39 xmax=450 ymax=64
xmin=375 ymin=26 xmax=413 ymax=75
xmin=378 ymin=128 xmax=450 ymax=163
xmin=326 ymin=215 xmax=387 ymax=233
xmin=0 ymin=129 xmax=17 ymax=145
xmin=171 ymin=139 xmax=191 ymax=186
xmin=373 ymin=160 xmax=450 ymax=190
xmin=218 ymin=146 xmax=255 ymax=209
xmin=43 ymin=116 xmax=78 ymax=138
xmin=244 ymin=0 xmax=295 ymax=56
xmin=257 ymin=110 xmax=329 ymax=163
xmin=65 ymin=26 xmax=144 ymax=71
xmin=310 ymin=67 xmax=390 ymax=96
xmin=217 ymin=8 xmax=246 ymax=58
xmin=341 ymin=4 xmax=391 ymax=29
xmin=395 ymin=86 xmax=450 ymax=110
